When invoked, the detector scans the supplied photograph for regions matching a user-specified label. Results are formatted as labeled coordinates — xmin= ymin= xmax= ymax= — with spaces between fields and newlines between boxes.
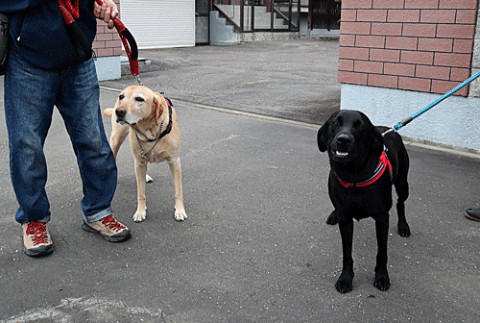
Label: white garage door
xmin=120 ymin=0 xmax=195 ymax=49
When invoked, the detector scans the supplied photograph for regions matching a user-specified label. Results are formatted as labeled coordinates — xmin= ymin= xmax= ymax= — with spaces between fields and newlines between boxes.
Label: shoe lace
xmin=101 ymin=215 xmax=126 ymax=232
xmin=26 ymin=222 xmax=48 ymax=245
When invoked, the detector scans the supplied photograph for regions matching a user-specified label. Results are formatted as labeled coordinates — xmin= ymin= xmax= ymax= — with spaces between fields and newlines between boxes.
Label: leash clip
xmin=135 ymin=75 xmax=144 ymax=86
xmin=381 ymin=127 xmax=396 ymax=137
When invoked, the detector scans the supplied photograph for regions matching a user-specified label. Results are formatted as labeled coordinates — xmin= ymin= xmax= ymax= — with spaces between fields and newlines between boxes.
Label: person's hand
xmin=93 ymin=0 xmax=119 ymax=29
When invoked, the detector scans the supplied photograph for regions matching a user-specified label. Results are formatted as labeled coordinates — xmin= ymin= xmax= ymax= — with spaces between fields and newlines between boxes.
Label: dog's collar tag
xmin=336 ymin=151 xmax=392 ymax=189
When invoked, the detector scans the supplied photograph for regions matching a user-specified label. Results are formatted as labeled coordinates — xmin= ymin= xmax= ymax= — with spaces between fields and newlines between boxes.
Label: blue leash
xmin=384 ymin=70 xmax=480 ymax=135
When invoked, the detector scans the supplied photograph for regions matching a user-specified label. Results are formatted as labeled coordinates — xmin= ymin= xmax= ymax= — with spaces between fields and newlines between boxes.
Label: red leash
xmin=95 ymin=0 xmax=140 ymax=82
xmin=58 ymin=0 xmax=91 ymax=60
xmin=58 ymin=0 xmax=80 ymax=21
xmin=58 ymin=0 xmax=141 ymax=83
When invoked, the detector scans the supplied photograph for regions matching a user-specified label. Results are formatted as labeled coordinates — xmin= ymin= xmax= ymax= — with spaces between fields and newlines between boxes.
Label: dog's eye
xmin=135 ymin=96 xmax=145 ymax=102
xmin=354 ymin=120 xmax=363 ymax=128
xmin=333 ymin=116 xmax=343 ymax=126
xmin=119 ymin=94 xmax=124 ymax=100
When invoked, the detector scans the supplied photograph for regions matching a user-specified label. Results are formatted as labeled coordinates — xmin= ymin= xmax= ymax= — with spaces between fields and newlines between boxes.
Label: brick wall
xmin=92 ymin=0 xmax=122 ymax=58
xmin=337 ymin=0 xmax=478 ymax=96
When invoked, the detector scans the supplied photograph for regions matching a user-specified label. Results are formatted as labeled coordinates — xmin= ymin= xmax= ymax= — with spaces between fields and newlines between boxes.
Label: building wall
xmin=93 ymin=0 xmax=122 ymax=81
xmin=469 ymin=9 xmax=480 ymax=96
xmin=337 ymin=0 xmax=480 ymax=153
xmin=338 ymin=0 xmax=477 ymax=96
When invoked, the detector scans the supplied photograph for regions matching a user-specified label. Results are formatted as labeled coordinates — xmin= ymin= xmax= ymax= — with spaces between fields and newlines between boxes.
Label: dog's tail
xmin=102 ymin=108 xmax=114 ymax=117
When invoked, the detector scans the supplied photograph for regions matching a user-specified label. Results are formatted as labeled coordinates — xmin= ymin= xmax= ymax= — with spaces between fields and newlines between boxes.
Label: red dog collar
xmin=336 ymin=151 xmax=392 ymax=189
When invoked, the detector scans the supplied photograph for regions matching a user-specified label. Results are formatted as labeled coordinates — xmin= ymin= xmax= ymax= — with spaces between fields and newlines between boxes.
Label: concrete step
xmin=209 ymin=11 xmax=240 ymax=46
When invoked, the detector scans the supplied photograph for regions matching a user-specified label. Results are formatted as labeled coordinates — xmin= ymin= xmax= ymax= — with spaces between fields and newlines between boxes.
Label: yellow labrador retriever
xmin=103 ymin=85 xmax=187 ymax=222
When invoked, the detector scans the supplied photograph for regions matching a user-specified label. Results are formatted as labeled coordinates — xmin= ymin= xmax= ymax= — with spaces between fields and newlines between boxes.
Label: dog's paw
xmin=133 ymin=209 xmax=147 ymax=222
xmin=335 ymin=276 xmax=353 ymax=293
xmin=146 ymin=174 xmax=153 ymax=183
xmin=374 ymin=270 xmax=390 ymax=291
xmin=174 ymin=209 xmax=187 ymax=222
xmin=335 ymin=269 xmax=354 ymax=293
xmin=326 ymin=210 xmax=338 ymax=225
xmin=397 ymin=221 xmax=411 ymax=237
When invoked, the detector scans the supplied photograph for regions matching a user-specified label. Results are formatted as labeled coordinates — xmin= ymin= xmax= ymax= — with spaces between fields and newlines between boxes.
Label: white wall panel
xmin=120 ymin=0 xmax=195 ymax=49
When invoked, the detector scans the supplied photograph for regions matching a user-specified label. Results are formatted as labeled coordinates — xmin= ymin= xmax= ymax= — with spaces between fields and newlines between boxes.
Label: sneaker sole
xmin=25 ymin=244 xmax=55 ymax=257
xmin=81 ymin=223 xmax=131 ymax=242
xmin=464 ymin=212 xmax=480 ymax=222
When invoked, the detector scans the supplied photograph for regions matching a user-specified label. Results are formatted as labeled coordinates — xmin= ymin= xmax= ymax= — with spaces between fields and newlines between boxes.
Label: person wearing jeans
xmin=3 ymin=0 xmax=130 ymax=257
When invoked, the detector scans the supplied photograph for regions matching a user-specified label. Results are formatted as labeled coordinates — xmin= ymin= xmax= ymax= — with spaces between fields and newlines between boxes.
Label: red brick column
xmin=92 ymin=0 xmax=122 ymax=58
xmin=337 ymin=0 xmax=478 ymax=96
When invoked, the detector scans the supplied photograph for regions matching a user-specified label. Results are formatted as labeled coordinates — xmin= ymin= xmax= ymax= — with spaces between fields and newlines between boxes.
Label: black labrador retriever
xmin=317 ymin=110 xmax=411 ymax=293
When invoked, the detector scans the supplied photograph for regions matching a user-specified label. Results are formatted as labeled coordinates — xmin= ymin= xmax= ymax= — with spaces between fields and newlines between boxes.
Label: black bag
xmin=0 ymin=0 xmax=42 ymax=75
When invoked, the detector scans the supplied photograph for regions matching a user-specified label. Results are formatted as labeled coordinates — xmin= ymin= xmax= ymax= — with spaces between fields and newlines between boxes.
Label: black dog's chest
xmin=329 ymin=173 xmax=393 ymax=220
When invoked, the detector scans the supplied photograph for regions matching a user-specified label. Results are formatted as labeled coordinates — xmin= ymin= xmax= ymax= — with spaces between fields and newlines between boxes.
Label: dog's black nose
xmin=115 ymin=107 xmax=126 ymax=118
xmin=336 ymin=133 xmax=352 ymax=145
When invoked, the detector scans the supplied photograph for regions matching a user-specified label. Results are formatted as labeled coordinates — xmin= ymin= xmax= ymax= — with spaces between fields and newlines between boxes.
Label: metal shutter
xmin=120 ymin=0 xmax=195 ymax=49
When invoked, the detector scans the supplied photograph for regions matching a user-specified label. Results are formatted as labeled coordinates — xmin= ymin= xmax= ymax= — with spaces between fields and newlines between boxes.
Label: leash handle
xmin=393 ymin=70 xmax=480 ymax=131
xmin=95 ymin=0 xmax=140 ymax=77
xmin=58 ymin=0 xmax=91 ymax=60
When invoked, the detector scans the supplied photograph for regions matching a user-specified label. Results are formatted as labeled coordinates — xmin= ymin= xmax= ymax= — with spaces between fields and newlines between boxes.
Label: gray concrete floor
xmin=1 ymin=40 xmax=479 ymax=322
xmin=107 ymin=40 xmax=341 ymax=125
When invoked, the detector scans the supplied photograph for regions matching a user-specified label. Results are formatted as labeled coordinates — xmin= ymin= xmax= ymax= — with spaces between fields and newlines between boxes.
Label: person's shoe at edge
xmin=465 ymin=208 xmax=480 ymax=222
xmin=82 ymin=214 xmax=131 ymax=242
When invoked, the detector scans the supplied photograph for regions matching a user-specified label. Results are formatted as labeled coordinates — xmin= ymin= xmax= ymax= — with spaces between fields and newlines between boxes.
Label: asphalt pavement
xmin=1 ymin=40 xmax=480 ymax=322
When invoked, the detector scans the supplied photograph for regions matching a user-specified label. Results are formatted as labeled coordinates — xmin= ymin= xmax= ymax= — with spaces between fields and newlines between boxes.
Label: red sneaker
xmin=82 ymin=215 xmax=131 ymax=242
xmin=22 ymin=222 xmax=55 ymax=257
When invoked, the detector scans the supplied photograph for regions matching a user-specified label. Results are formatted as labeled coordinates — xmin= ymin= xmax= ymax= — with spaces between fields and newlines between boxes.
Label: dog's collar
xmin=136 ymin=98 xmax=173 ymax=159
xmin=146 ymin=98 xmax=173 ymax=142
xmin=336 ymin=150 xmax=392 ymax=189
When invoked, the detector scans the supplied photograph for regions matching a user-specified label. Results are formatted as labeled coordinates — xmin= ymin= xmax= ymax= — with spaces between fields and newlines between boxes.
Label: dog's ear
xmin=153 ymin=94 xmax=166 ymax=121
xmin=318 ymin=112 xmax=338 ymax=152
xmin=317 ymin=123 xmax=329 ymax=152
xmin=369 ymin=122 xmax=384 ymax=155
xmin=358 ymin=112 xmax=383 ymax=155
xmin=318 ymin=119 xmax=335 ymax=152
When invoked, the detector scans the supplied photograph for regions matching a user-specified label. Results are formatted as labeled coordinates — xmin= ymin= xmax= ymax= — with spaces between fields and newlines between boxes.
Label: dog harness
xmin=336 ymin=150 xmax=392 ymax=189
xmin=136 ymin=98 xmax=173 ymax=159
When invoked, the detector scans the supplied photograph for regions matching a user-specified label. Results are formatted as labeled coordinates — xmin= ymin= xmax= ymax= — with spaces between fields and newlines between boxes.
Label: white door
xmin=120 ymin=0 xmax=195 ymax=49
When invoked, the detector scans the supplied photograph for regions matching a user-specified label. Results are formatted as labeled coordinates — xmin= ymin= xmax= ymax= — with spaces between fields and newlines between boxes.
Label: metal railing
xmin=212 ymin=0 xmax=300 ymax=33
xmin=309 ymin=0 xmax=341 ymax=31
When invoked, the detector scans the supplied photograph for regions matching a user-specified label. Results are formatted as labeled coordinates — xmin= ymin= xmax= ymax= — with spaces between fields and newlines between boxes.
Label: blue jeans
xmin=4 ymin=49 xmax=117 ymax=224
